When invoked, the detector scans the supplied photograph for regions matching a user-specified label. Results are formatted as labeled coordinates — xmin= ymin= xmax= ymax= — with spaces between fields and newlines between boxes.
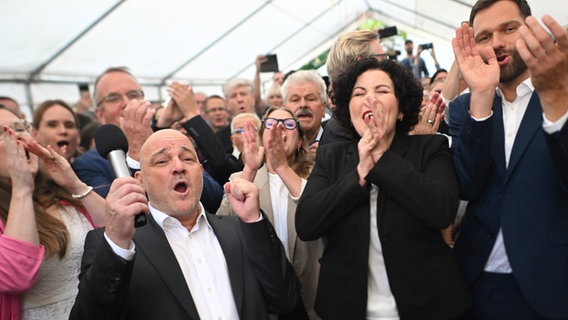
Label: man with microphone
xmin=70 ymin=129 xmax=300 ymax=319
xmin=72 ymin=67 xmax=223 ymax=212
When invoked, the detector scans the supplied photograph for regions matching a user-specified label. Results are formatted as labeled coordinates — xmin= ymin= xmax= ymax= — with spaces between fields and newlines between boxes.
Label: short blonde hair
xmin=327 ymin=30 xmax=377 ymax=82
xmin=230 ymin=112 xmax=261 ymax=133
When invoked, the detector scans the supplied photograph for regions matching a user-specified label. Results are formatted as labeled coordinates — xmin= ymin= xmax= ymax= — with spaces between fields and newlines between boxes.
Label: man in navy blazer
xmin=70 ymin=129 xmax=300 ymax=319
xmin=449 ymin=0 xmax=568 ymax=318
xmin=72 ymin=66 xmax=223 ymax=212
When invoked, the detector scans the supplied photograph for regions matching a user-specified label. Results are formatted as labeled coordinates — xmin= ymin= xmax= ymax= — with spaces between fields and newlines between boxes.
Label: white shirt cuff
xmin=471 ymin=111 xmax=493 ymax=122
xmin=291 ymin=179 xmax=307 ymax=202
xmin=104 ymin=232 xmax=135 ymax=261
xmin=125 ymin=153 xmax=140 ymax=170
xmin=543 ymin=109 xmax=568 ymax=134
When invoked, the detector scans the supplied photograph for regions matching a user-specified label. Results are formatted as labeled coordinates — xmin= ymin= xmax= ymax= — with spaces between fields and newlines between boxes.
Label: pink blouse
xmin=0 ymin=202 xmax=95 ymax=320
xmin=0 ymin=222 xmax=44 ymax=320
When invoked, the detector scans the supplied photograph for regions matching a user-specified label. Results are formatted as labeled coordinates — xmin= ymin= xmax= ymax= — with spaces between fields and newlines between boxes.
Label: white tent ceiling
xmin=1 ymin=0 xmax=566 ymax=118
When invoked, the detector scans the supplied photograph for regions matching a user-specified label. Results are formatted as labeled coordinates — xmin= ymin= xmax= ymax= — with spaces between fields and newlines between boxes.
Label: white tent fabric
xmin=1 ymin=0 xmax=566 ymax=118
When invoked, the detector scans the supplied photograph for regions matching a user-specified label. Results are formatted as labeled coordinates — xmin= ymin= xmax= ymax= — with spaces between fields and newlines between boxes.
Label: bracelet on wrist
xmin=72 ymin=186 xmax=94 ymax=199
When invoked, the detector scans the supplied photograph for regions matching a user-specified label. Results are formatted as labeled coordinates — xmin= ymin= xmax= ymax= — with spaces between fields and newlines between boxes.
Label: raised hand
xmin=517 ymin=15 xmax=568 ymax=122
xmin=121 ymin=99 xmax=156 ymax=161
xmin=156 ymin=98 xmax=183 ymax=128
xmin=4 ymin=126 xmax=37 ymax=190
xmin=168 ymin=82 xmax=199 ymax=119
xmin=255 ymin=55 xmax=268 ymax=72
xmin=223 ymin=177 xmax=261 ymax=223
xmin=356 ymin=96 xmax=393 ymax=186
xmin=452 ymin=22 xmax=498 ymax=118
xmin=410 ymin=92 xmax=445 ymax=135
xmin=25 ymin=140 xmax=88 ymax=194
xmin=2 ymin=126 xmax=39 ymax=244
xmin=241 ymin=121 xmax=264 ymax=181
xmin=264 ymin=122 xmax=289 ymax=173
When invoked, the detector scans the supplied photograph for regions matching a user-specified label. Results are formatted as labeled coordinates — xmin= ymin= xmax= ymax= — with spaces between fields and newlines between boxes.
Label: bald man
xmin=71 ymin=129 xmax=300 ymax=320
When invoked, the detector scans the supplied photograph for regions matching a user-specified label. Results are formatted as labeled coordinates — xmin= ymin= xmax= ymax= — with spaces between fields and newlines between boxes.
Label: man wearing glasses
xmin=202 ymin=95 xmax=229 ymax=133
xmin=72 ymin=67 xmax=223 ymax=213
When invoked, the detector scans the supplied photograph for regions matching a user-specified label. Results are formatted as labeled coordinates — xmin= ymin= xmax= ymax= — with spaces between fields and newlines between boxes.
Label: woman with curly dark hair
xmin=296 ymin=58 xmax=471 ymax=319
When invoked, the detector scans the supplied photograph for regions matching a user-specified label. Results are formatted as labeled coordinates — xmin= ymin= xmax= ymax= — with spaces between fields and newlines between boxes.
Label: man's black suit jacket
xmin=70 ymin=213 xmax=300 ymax=320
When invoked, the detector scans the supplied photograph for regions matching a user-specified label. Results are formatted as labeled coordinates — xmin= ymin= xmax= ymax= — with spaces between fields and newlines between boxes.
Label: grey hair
xmin=223 ymin=78 xmax=254 ymax=98
xmin=281 ymin=70 xmax=327 ymax=103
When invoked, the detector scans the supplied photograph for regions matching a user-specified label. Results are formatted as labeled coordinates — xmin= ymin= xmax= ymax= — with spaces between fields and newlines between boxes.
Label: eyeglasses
xmin=232 ymin=128 xmax=245 ymax=135
xmin=263 ymin=118 xmax=298 ymax=130
xmin=97 ymin=90 xmax=144 ymax=107
xmin=0 ymin=120 xmax=31 ymax=140
xmin=370 ymin=53 xmax=390 ymax=61
xmin=232 ymin=126 xmax=259 ymax=135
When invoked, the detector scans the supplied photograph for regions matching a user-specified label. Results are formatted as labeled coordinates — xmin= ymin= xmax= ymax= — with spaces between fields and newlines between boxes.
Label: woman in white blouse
xmin=217 ymin=106 xmax=323 ymax=320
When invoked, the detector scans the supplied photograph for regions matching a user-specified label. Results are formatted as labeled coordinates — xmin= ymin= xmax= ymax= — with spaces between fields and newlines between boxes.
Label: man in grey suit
xmin=70 ymin=129 xmax=300 ymax=320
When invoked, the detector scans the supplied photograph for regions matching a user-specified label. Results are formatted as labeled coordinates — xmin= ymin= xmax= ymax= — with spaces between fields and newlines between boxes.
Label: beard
xmin=499 ymin=48 xmax=528 ymax=84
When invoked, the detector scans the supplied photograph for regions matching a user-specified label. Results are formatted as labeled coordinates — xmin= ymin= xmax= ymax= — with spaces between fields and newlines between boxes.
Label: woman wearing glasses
xmin=296 ymin=59 xmax=471 ymax=319
xmin=217 ymin=107 xmax=324 ymax=320
xmin=0 ymin=106 xmax=105 ymax=320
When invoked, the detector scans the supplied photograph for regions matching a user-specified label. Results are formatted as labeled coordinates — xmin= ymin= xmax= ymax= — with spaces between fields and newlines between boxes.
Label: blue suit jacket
xmin=72 ymin=149 xmax=223 ymax=213
xmin=449 ymin=92 xmax=568 ymax=318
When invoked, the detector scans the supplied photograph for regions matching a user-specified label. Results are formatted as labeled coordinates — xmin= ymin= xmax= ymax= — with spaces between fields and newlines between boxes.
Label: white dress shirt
xmin=472 ymin=79 xmax=568 ymax=273
xmin=366 ymin=184 xmax=399 ymax=319
xmin=106 ymin=202 xmax=239 ymax=320
xmin=483 ymin=80 xmax=533 ymax=273
xmin=268 ymin=172 xmax=290 ymax=258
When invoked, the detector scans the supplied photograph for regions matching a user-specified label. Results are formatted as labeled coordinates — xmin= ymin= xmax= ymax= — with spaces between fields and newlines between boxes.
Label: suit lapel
xmin=505 ymin=93 xmax=542 ymax=181
xmin=287 ymin=194 xmax=298 ymax=263
xmin=389 ymin=134 xmax=410 ymax=158
xmin=207 ymin=215 xmax=244 ymax=316
xmin=134 ymin=215 xmax=200 ymax=319
xmin=258 ymin=166 xmax=296 ymax=260
xmin=346 ymin=142 xmax=372 ymax=237
xmin=256 ymin=167 xmax=274 ymax=223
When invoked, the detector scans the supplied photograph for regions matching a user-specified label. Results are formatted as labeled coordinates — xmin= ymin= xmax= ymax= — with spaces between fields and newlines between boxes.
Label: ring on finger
xmin=427 ymin=119 xmax=434 ymax=125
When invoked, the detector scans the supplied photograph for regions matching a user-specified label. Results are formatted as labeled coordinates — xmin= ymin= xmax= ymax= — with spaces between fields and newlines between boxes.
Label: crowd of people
xmin=1 ymin=0 xmax=567 ymax=319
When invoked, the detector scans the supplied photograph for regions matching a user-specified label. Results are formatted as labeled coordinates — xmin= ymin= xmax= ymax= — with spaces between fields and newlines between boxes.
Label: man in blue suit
xmin=449 ymin=0 xmax=568 ymax=318
xmin=72 ymin=67 xmax=223 ymax=212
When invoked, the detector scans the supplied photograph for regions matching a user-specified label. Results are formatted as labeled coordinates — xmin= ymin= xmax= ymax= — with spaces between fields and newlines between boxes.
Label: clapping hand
xmin=452 ymin=22 xmax=498 ymax=118
xmin=410 ymin=92 xmax=445 ymax=135
xmin=121 ymin=98 xmax=156 ymax=161
xmin=356 ymin=96 xmax=394 ymax=186
xmin=517 ymin=15 xmax=568 ymax=121
xmin=264 ymin=121 xmax=288 ymax=174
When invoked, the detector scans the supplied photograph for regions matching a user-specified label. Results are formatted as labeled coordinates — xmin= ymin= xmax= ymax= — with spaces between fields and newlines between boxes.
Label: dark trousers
xmin=471 ymin=272 xmax=549 ymax=320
